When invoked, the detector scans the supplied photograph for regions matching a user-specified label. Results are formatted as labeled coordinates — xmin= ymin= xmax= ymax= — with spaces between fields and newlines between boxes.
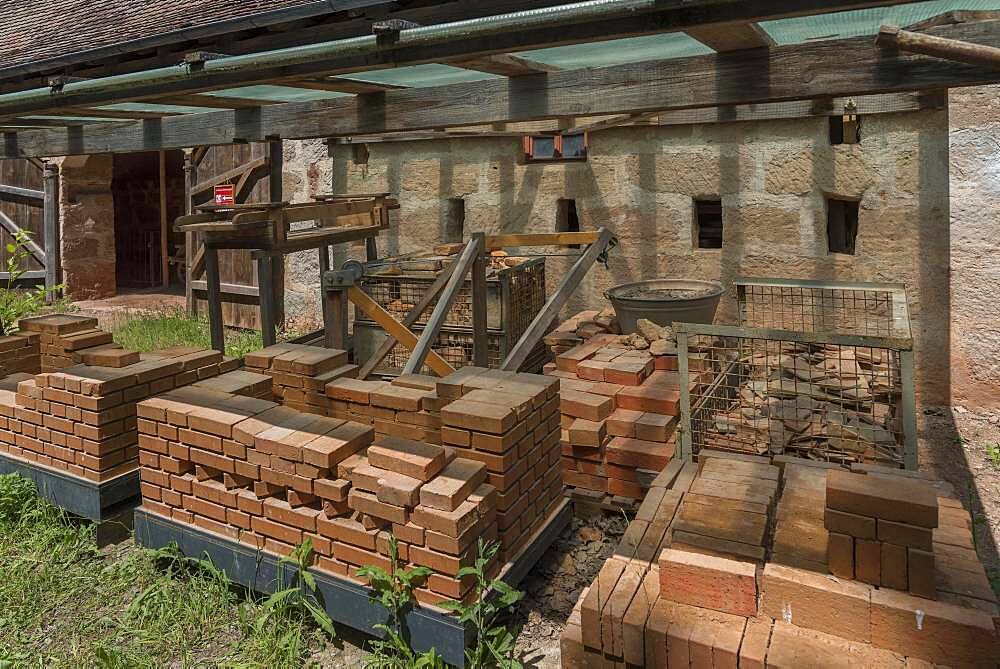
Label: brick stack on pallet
xmin=542 ymin=308 xmax=621 ymax=356
xmin=327 ymin=375 xmax=445 ymax=445
xmin=18 ymin=314 xmax=116 ymax=372
xmin=136 ymin=386 xmax=501 ymax=607
xmin=562 ymin=451 xmax=1000 ymax=668
xmin=244 ymin=343 xmax=357 ymax=413
xmin=436 ymin=366 xmax=562 ymax=561
xmin=547 ymin=322 xmax=705 ymax=504
xmin=825 ymin=468 xmax=939 ymax=598
xmin=0 ymin=343 xmax=234 ymax=482
xmin=0 ymin=332 xmax=40 ymax=377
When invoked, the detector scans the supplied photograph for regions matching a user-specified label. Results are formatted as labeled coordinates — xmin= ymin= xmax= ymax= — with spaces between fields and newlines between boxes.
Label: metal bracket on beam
xmin=372 ymin=18 xmax=421 ymax=44
xmin=183 ymin=52 xmax=230 ymax=72
xmin=322 ymin=259 xmax=365 ymax=289
xmin=47 ymin=76 xmax=89 ymax=93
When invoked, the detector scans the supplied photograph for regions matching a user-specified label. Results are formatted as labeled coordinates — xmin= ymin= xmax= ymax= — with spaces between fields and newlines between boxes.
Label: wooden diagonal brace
xmin=502 ymin=227 xmax=614 ymax=371
xmin=877 ymin=24 xmax=1000 ymax=70
xmin=357 ymin=257 xmax=459 ymax=379
xmin=347 ymin=286 xmax=455 ymax=377
xmin=0 ymin=211 xmax=45 ymax=265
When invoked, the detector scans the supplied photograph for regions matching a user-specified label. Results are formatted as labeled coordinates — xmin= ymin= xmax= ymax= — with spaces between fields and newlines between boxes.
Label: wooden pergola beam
xmin=4 ymin=20 xmax=1000 ymax=158
xmin=283 ymin=77 xmax=407 ymax=94
xmin=685 ymin=22 xmax=774 ymax=51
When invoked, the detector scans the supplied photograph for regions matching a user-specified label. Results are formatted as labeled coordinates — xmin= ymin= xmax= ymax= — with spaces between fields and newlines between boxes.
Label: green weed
xmin=0 ymin=229 xmax=64 ymax=334
xmin=0 ymin=473 xmax=329 ymax=667
xmin=357 ymin=535 xmax=444 ymax=669
xmin=111 ymin=309 xmax=266 ymax=359
xmin=986 ymin=443 xmax=1000 ymax=468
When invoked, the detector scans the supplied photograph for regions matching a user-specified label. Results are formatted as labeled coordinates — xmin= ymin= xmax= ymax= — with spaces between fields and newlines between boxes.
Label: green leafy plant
xmin=357 ymin=534 xmax=444 ymax=669
xmin=986 ymin=443 xmax=1000 ymax=468
xmin=440 ymin=540 xmax=524 ymax=669
xmin=258 ymin=538 xmax=338 ymax=641
xmin=0 ymin=229 xmax=62 ymax=334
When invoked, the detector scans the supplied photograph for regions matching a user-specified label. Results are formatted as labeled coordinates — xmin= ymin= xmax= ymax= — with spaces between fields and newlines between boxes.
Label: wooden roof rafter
xmin=685 ymin=21 xmax=775 ymax=51
xmin=448 ymin=53 xmax=560 ymax=77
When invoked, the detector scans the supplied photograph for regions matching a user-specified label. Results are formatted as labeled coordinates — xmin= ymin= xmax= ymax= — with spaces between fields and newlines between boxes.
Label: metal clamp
xmin=322 ymin=259 xmax=365 ymax=289
xmin=597 ymin=235 xmax=619 ymax=269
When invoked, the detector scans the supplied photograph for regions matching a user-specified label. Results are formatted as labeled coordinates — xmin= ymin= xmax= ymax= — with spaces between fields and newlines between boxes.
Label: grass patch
xmin=0 ymin=473 xmax=331 ymax=667
xmin=111 ymin=310 xmax=267 ymax=359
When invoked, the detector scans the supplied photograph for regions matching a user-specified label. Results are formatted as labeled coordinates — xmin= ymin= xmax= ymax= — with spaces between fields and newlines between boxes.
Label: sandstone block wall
xmin=283 ymin=108 xmax=951 ymax=404
xmin=57 ymin=154 xmax=116 ymax=300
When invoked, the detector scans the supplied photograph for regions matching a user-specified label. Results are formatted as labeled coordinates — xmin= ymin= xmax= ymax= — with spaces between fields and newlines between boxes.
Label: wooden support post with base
xmin=42 ymin=161 xmax=60 ymax=301
xmin=204 ymin=247 xmax=225 ymax=352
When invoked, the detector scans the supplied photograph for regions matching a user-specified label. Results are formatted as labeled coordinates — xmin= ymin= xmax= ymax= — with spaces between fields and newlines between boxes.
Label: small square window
xmin=827 ymin=198 xmax=859 ymax=255
xmin=694 ymin=200 xmax=723 ymax=249
xmin=524 ymin=133 xmax=588 ymax=162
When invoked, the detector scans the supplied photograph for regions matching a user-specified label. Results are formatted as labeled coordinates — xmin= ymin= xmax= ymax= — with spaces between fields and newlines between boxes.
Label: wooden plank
xmin=685 ymin=22 xmax=774 ymax=51
xmin=183 ymin=151 xmax=197 ymax=315
xmin=0 ymin=184 xmax=43 ymax=204
xmin=42 ymin=163 xmax=58 ymax=299
xmin=9 ymin=20 xmax=999 ymax=158
xmin=502 ymin=227 xmax=613 ymax=371
xmin=356 ymin=257 xmax=458 ymax=379
xmin=248 ymin=223 xmax=386 ymax=256
xmin=471 ymin=232 xmax=488 ymax=367
xmin=256 ymin=257 xmax=276 ymax=346
xmin=285 ymin=78 xmax=407 ymax=94
xmin=191 ymin=156 xmax=268 ymax=196
xmin=191 ymin=280 xmax=260 ymax=297
xmin=159 ymin=151 xmax=168 ymax=288
xmin=401 ymin=236 xmax=482 ymax=375
xmin=347 ymin=286 xmax=455 ymax=377
xmin=204 ymin=247 xmax=225 ymax=352
xmin=449 ymin=54 xmax=560 ymax=77
xmin=486 ymin=231 xmax=600 ymax=250
xmin=0 ymin=210 xmax=45 ymax=264
xmin=268 ymin=138 xmax=285 ymax=331
xmin=877 ymin=24 xmax=1000 ymax=70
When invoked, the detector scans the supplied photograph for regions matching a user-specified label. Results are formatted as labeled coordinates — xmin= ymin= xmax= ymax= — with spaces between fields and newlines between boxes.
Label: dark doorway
xmin=112 ymin=151 xmax=186 ymax=289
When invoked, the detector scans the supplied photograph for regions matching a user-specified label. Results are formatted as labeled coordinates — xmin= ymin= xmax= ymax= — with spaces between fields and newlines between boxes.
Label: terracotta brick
xmin=419 ymin=458 xmax=487 ymax=511
xmin=349 ymin=488 xmax=408 ymax=525
xmin=825 ymin=507 xmax=877 ymax=539
xmin=581 ymin=556 xmax=627 ymax=652
xmin=877 ymin=519 xmax=934 ymax=551
xmin=441 ymin=426 xmax=470 ymax=447
xmin=567 ymin=418 xmax=606 ymax=448
xmin=368 ymin=436 xmax=447 ymax=481
xmin=251 ymin=515 xmax=302 ymax=545
xmin=440 ymin=399 xmax=516 ymax=435
xmin=855 ymin=538 xmax=882 ymax=586
xmin=761 ymin=562 xmax=871 ymax=642
xmin=828 ymin=531 xmax=855 ymax=579
xmin=622 ymin=568 xmax=660 ymax=666
xmin=576 ymin=358 xmax=610 ymax=382
xmin=908 ymin=547 xmax=936 ymax=599
xmin=673 ymin=500 xmax=767 ymax=548
xmin=615 ymin=384 xmax=680 ymax=415
xmin=313 ymin=477 xmax=350 ymax=502
xmin=739 ymin=616 xmax=772 ymax=669
xmin=870 ymin=587 xmax=999 ymax=665
xmin=606 ymin=408 xmax=641 ymax=438
xmin=602 ymin=562 xmax=644 ymax=657
xmin=375 ymin=469 xmax=423 ymax=508
xmin=302 ymin=421 xmax=372 ymax=469
xmin=826 ymin=469 xmax=938 ymax=528
xmin=606 ymin=437 xmax=674 ymax=471
xmin=560 ymin=390 xmax=614 ymax=422
xmin=878 ymin=542 xmax=907 ymax=592
xmin=660 ymin=548 xmax=757 ymax=616
xmin=634 ymin=412 xmax=676 ymax=442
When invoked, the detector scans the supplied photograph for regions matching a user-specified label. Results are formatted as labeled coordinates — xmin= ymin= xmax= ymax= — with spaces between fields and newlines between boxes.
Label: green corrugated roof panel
xmin=339 ymin=63 xmax=500 ymax=87
xmin=202 ymin=85 xmax=348 ymax=102
xmin=761 ymin=0 xmax=1000 ymax=44
xmin=520 ymin=32 xmax=712 ymax=68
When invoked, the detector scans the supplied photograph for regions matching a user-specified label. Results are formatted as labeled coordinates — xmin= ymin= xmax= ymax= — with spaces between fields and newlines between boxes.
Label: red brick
xmin=251 ymin=515 xmax=303 ymax=545
xmin=870 ymin=588 xmax=999 ymax=665
xmin=375 ymin=469 xmax=423 ymax=508
xmin=825 ymin=507 xmax=876 ymax=539
xmin=855 ymin=538 xmax=881 ymax=586
xmin=882 ymin=542 xmax=908 ymax=591
xmin=606 ymin=437 xmax=674 ymax=470
xmin=621 ymin=568 xmax=659 ymax=666
xmin=302 ymin=421 xmax=372 ymax=469
xmin=739 ymin=616 xmax=772 ymax=669
xmin=659 ymin=548 xmax=757 ymax=617
xmin=615 ymin=384 xmax=680 ymax=415
xmin=418 ymin=458 xmax=486 ymax=511
xmin=878 ymin=519 xmax=934 ymax=551
xmin=908 ymin=547 xmax=936 ymax=599
xmin=349 ymin=489 xmax=408 ymax=525
xmin=826 ymin=469 xmax=938 ymax=528
xmin=761 ymin=562 xmax=871 ymax=642
xmin=313 ymin=477 xmax=350 ymax=502
xmin=828 ymin=532 xmax=855 ymax=579
xmin=368 ymin=436 xmax=447 ymax=481
xmin=560 ymin=390 xmax=614 ymax=422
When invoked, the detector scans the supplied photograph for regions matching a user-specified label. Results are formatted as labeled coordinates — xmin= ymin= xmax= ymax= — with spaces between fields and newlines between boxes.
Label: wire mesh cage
xmin=357 ymin=257 xmax=546 ymax=336
xmin=678 ymin=278 xmax=917 ymax=469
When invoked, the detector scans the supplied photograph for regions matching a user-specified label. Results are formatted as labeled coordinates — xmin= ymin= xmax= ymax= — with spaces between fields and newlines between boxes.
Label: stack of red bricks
xmin=563 ymin=451 xmax=1000 ymax=668
xmin=665 ymin=453 xmax=778 ymax=563
xmin=548 ymin=333 xmax=704 ymax=502
xmin=0 ymin=345 xmax=233 ymax=482
xmin=825 ymin=468 xmax=939 ymax=598
xmin=0 ymin=332 xmax=40 ymax=377
xmin=436 ymin=366 xmax=562 ymax=561
xmin=244 ymin=343 xmax=356 ymax=414
xmin=137 ymin=387 xmax=501 ymax=607
xmin=327 ymin=375 xmax=445 ymax=446
xmin=18 ymin=314 xmax=117 ymax=372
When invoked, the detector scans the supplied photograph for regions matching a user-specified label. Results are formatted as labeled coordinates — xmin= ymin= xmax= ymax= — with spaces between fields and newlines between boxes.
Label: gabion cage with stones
xmin=677 ymin=278 xmax=917 ymax=469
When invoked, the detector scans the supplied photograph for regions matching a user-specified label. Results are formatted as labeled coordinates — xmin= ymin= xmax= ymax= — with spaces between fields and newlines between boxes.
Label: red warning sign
xmin=214 ymin=184 xmax=235 ymax=206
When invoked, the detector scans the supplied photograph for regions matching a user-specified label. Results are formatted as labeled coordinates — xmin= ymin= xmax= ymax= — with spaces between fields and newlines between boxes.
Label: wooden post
xmin=471 ymin=232 xmax=488 ymax=367
xmin=159 ymin=151 xmax=169 ymax=288
xmin=257 ymin=256 xmax=276 ymax=347
xmin=183 ymin=151 xmax=197 ymax=315
xmin=204 ymin=246 xmax=225 ymax=352
xmin=402 ymin=236 xmax=481 ymax=376
xmin=325 ymin=288 xmax=347 ymax=350
xmin=501 ymin=227 xmax=613 ymax=371
xmin=267 ymin=138 xmax=285 ymax=329
xmin=42 ymin=161 xmax=59 ymax=302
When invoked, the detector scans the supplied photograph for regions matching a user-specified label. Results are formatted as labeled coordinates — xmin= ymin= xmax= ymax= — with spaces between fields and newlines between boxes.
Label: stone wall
xmin=284 ymin=109 xmax=951 ymax=404
xmin=949 ymin=85 xmax=1000 ymax=410
xmin=57 ymin=154 xmax=116 ymax=300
